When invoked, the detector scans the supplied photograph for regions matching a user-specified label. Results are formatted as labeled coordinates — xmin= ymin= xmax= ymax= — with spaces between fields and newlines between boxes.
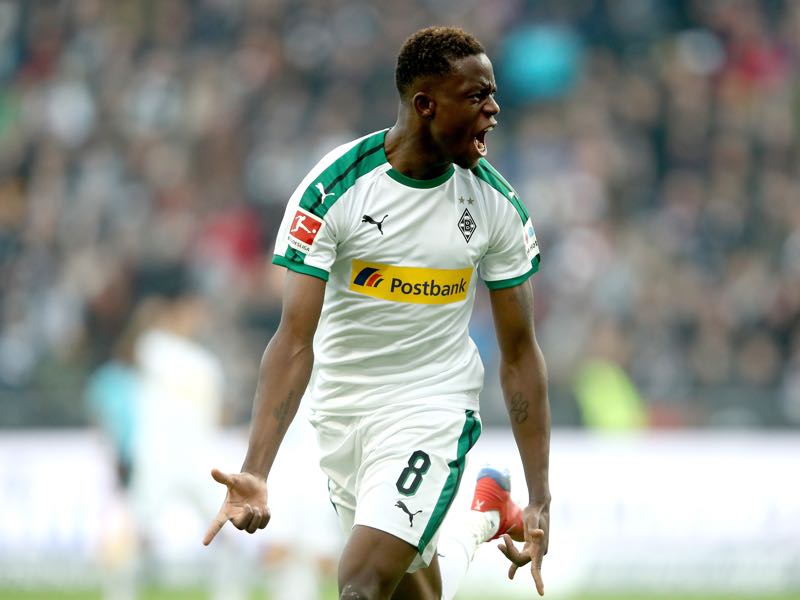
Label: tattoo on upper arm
xmin=509 ymin=392 xmax=529 ymax=424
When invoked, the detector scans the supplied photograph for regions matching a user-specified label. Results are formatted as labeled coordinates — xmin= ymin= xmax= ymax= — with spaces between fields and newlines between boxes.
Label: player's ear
xmin=412 ymin=92 xmax=435 ymax=120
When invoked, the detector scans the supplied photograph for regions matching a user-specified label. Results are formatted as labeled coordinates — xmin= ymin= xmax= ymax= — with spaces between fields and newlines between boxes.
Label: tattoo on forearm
xmin=273 ymin=390 xmax=294 ymax=426
xmin=509 ymin=392 xmax=529 ymax=424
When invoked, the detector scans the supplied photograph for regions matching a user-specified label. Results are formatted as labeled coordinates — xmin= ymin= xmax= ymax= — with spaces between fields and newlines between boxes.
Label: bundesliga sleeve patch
xmin=287 ymin=207 xmax=325 ymax=254
xmin=522 ymin=218 xmax=539 ymax=261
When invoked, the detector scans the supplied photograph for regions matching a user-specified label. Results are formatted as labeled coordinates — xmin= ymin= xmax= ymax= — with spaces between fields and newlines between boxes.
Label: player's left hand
xmin=497 ymin=503 xmax=549 ymax=596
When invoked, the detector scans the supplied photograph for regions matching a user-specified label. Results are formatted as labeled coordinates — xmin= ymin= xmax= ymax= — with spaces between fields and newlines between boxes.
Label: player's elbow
xmin=260 ymin=326 xmax=315 ymax=372
xmin=500 ymin=342 xmax=547 ymax=383
xmin=499 ymin=335 xmax=539 ymax=367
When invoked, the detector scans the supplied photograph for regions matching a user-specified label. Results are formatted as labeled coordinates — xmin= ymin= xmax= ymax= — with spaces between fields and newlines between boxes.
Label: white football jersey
xmin=273 ymin=130 xmax=540 ymax=415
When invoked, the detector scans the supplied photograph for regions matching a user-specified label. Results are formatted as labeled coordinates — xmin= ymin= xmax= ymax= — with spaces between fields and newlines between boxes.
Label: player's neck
xmin=385 ymin=118 xmax=453 ymax=181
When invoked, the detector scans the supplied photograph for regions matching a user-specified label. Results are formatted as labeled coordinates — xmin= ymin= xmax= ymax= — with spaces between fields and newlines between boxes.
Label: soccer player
xmin=204 ymin=26 xmax=550 ymax=599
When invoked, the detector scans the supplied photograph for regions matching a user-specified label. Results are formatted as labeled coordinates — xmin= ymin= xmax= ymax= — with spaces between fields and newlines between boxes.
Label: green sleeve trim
xmin=484 ymin=256 xmax=540 ymax=290
xmin=272 ymin=255 xmax=329 ymax=281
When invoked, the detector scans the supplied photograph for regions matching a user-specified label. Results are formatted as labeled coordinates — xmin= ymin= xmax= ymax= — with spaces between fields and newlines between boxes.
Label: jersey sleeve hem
xmin=272 ymin=255 xmax=330 ymax=281
xmin=484 ymin=256 xmax=540 ymax=290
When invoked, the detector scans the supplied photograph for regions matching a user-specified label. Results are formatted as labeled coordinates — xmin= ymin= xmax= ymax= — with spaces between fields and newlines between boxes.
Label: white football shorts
xmin=308 ymin=403 xmax=482 ymax=572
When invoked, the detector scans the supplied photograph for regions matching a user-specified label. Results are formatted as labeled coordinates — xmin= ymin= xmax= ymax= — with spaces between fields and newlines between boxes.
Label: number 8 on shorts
xmin=396 ymin=450 xmax=431 ymax=496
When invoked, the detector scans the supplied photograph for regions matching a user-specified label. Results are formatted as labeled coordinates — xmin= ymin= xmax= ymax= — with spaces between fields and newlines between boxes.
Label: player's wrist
xmin=525 ymin=493 xmax=551 ymax=511
xmin=240 ymin=460 xmax=269 ymax=481
xmin=242 ymin=470 xmax=268 ymax=482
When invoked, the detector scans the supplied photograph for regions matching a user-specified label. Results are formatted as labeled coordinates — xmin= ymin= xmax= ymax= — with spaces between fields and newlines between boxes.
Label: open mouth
xmin=474 ymin=125 xmax=494 ymax=157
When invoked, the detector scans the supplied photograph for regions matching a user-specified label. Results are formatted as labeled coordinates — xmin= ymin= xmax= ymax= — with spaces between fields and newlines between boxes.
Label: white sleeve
xmin=272 ymin=179 xmax=338 ymax=281
xmin=478 ymin=192 xmax=540 ymax=290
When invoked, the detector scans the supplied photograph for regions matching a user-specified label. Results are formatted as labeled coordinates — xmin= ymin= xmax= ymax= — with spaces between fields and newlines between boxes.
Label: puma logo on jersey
xmin=395 ymin=500 xmax=422 ymax=527
xmin=362 ymin=214 xmax=387 ymax=235
xmin=315 ymin=182 xmax=336 ymax=204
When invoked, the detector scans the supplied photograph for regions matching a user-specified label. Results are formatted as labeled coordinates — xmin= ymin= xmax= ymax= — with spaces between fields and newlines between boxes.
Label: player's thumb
xmin=528 ymin=527 xmax=545 ymax=539
xmin=524 ymin=524 xmax=544 ymax=546
xmin=210 ymin=468 xmax=234 ymax=488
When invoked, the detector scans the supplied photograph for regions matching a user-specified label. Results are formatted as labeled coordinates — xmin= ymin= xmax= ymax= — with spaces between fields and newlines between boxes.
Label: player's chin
xmin=453 ymin=139 xmax=487 ymax=170
xmin=453 ymin=149 xmax=483 ymax=170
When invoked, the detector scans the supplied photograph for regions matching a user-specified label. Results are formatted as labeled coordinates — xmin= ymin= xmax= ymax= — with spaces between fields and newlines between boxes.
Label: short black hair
xmin=395 ymin=26 xmax=485 ymax=98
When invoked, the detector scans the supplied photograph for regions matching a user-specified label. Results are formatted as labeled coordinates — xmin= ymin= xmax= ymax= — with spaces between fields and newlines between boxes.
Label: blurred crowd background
xmin=1 ymin=0 xmax=799 ymax=434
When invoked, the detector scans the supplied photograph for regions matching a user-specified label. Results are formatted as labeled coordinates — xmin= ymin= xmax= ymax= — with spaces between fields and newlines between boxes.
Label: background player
xmin=204 ymin=26 xmax=550 ymax=599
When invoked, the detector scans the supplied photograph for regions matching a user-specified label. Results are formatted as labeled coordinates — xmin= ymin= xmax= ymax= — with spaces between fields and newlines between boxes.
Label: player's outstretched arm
xmin=489 ymin=280 xmax=551 ymax=596
xmin=204 ymin=271 xmax=326 ymax=546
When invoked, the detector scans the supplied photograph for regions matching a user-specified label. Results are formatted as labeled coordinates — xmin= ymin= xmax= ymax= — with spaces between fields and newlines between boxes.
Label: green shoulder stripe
xmin=471 ymin=158 xmax=529 ymax=223
xmin=299 ymin=131 xmax=388 ymax=218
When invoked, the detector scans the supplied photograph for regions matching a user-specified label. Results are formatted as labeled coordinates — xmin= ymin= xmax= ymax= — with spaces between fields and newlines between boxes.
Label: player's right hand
xmin=203 ymin=468 xmax=269 ymax=546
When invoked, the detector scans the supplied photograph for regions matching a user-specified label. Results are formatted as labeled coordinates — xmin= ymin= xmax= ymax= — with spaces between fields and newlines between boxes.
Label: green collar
xmin=386 ymin=164 xmax=455 ymax=188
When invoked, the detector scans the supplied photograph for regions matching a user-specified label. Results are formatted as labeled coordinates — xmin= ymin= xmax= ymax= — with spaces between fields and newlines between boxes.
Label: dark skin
xmin=385 ymin=52 xmax=499 ymax=177
xmin=204 ymin=52 xmax=550 ymax=599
